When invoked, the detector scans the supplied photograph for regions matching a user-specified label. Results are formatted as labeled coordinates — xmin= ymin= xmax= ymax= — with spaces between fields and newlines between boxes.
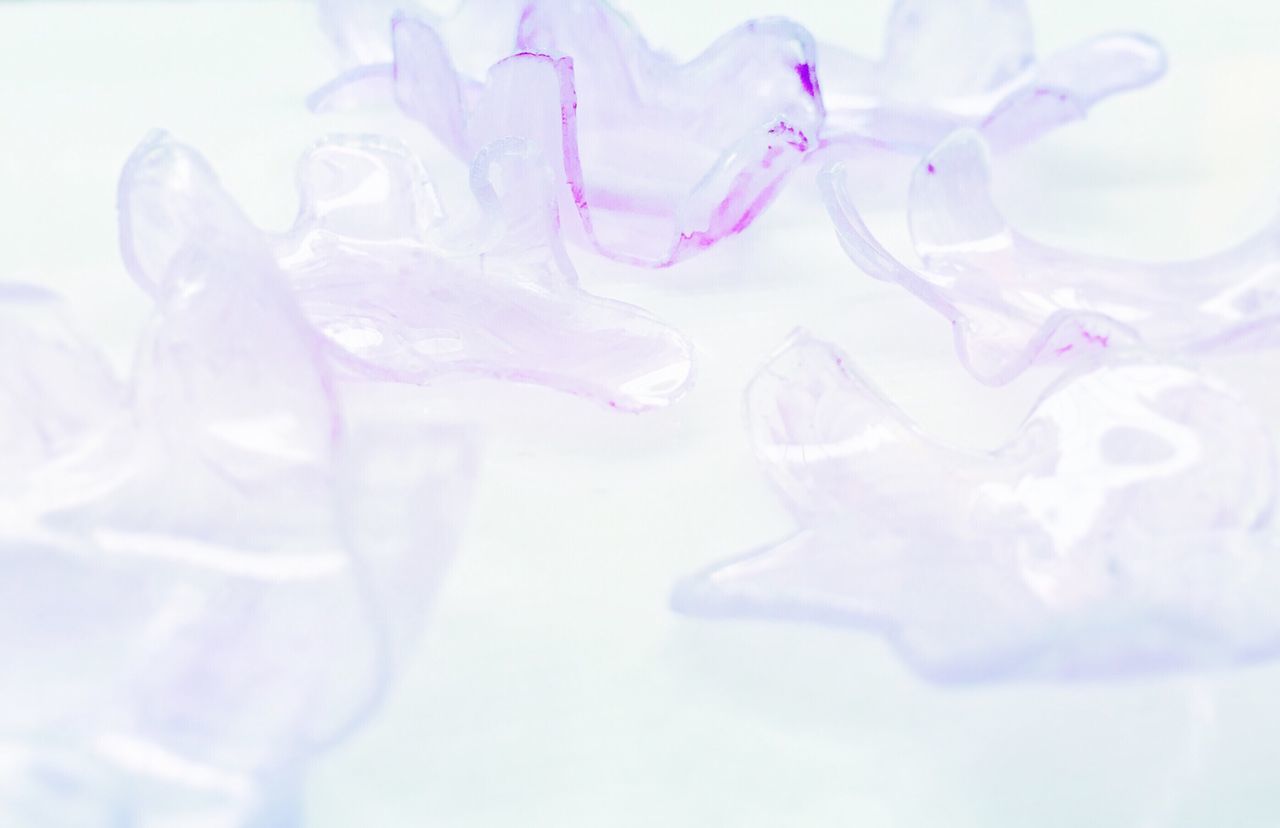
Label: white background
xmin=3 ymin=1 xmax=1280 ymax=825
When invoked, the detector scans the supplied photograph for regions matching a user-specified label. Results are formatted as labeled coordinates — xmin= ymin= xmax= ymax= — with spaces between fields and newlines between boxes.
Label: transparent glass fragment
xmin=314 ymin=0 xmax=824 ymax=266
xmin=674 ymin=331 xmax=1280 ymax=682
xmin=119 ymin=131 xmax=692 ymax=410
xmin=818 ymin=0 xmax=1166 ymax=152
xmin=0 ymin=257 xmax=471 ymax=821
xmin=822 ymin=129 xmax=1280 ymax=384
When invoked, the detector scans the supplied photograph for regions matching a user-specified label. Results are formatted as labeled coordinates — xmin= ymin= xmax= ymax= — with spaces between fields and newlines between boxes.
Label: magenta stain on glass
xmin=313 ymin=0 xmax=1166 ymax=274
xmin=821 ymin=129 xmax=1280 ymax=385
xmin=796 ymin=62 xmax=819 ymax=97
xmin=673 ymin=331 xmax=1280 ymax=682
xmin=314 ymin=0 xmax=824 ymax=266
xmin=118 ymin=131 xmax=693 ymax=411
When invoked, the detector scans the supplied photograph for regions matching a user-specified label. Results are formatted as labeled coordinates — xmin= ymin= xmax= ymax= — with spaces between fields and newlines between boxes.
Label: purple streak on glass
xmin=314 ymin=0 xmax=824 ymax=266
xmin=822 ymin=129 xmax=1280 ymax=384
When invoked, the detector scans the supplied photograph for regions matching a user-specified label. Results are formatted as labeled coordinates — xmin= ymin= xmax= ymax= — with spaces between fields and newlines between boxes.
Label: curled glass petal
xmin=2 ymin=185 xmax=473 ymax=816
xmin=821 ymin=129 xmax=1280 ymax=384
xmin=674 ymin=331 xmax=1280 ymax=682
xmin=118 ymin=131 xmax=692 ymax=411
xmin=315 ymin=0 xmax=824 ymax=266
xmin=819 ymin=0 xmax=1166 ymax=152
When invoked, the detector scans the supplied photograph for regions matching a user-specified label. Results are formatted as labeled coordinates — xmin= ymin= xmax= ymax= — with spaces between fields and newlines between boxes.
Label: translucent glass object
xmin=0 ymin=266 xmax=471 ymax=819
xmin=822 ymin=129 xmax=1280 ymax=384
xmin=818 ymin=0 xmax=1166 ymax=152
xmin=673 ymin=331 xmax=1280 ymax=682
xmin=313 ymin=0 xmax=825 ymax=266
xmin=119 ymin=131 xmax=692 ymax=410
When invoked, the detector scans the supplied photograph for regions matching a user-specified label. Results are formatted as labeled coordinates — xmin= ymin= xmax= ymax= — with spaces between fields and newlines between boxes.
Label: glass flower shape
xmin=314 ymin=0 xmax=825 ymax=266
xmin=822 ymin=129 xmax=1280 ymax=384
xmin=0 ymin=236 xmax=471 ymax=821
xmin=818 ymin=0 xmax=1166 ymax=152
xmin=674 ymin=331 xmax=1280 ymax=682
xmin=119 ymin=131 xmax=692 ymax=410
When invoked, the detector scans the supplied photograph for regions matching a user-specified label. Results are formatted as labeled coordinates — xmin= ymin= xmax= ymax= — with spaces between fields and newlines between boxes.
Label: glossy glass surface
xmin=315 ymin=0 xmax=823 ymax=267
xmin=675 ymin=331 xmax=1280 ymax=682
xmin=0 ymin=269 xmax=471 ymax=822
xmin=818 ymin=0 xmax=1166 ymax=152
xmin=822 ymin=129 xmax=1280 ymax=384
xmin=120 ymin=131 xmax=693 ymax=411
